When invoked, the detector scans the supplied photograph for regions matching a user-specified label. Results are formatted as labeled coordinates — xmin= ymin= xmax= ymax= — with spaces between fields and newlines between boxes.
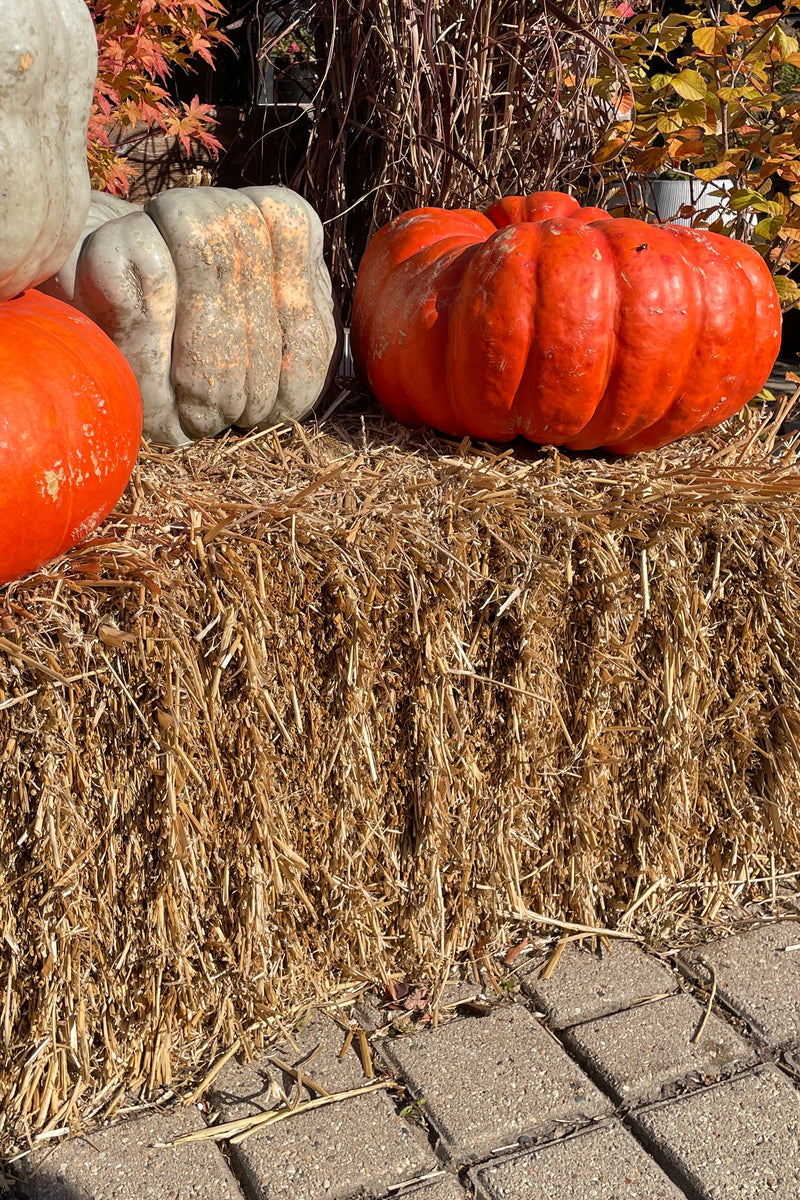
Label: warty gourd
xmin=42 ymin=186 xmax=340 ymax=446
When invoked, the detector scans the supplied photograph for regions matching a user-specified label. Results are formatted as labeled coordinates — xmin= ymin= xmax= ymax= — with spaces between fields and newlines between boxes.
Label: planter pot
xmin=639 ymin=175 xmax=752 ymax=236
xmin=257 ymin=59 xmax=316 ymax=106
xmin=275 ymin=63 xmax=316 ymax=105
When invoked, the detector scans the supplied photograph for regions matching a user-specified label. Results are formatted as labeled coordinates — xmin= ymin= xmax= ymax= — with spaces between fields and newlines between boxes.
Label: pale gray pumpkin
xmin=41 ymin=186 xmax=340 ymax=446
xmin=0 ymin=0 xmax=96 ymax=300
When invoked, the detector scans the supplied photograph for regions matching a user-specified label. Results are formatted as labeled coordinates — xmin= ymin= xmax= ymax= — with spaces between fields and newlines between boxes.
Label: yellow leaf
xmin=679 ymin=100 xmax=710 ymax=125
xmin=656 ymin=112 xmax=683 ymax=135
xmin=773 ymin=275 xmax=800 ymax=304
xmin=694 ymin=162 xmax=737 ymax=180
xmin=593 ymin=138 xmax=626 ymax=165
xmin=754 ymin=214 xmax=785 ymax=239
xmin=655 ymin=25 xmax=690 ymax=52
xmin=692 ymin=26 xmax=731 ymax=54
xmin=671 ymin=70 xmax=708 ymax=101
xmin=769 ymin=133 xmax=797 ymax=155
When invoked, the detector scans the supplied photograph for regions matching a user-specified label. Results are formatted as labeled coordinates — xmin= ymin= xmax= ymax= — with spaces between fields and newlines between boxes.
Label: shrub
xmin=86 ymin=0 xmax=228 ymax=195
xmin=288 ymin=0 xmax=619 ymax=319
xmin=592 ymin=0 xmax=800 ymax=305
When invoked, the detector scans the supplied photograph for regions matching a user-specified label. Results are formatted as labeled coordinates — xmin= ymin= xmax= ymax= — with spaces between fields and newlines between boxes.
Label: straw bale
xmin=1 ymin=393 xmax=799 ymax=1151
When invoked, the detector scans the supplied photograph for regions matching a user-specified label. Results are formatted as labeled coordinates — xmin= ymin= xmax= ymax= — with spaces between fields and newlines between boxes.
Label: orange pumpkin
xmin=351 ymin=191 xmax=781 ymax=453
xmin=0 ymin=291 xmax=142 ymax=585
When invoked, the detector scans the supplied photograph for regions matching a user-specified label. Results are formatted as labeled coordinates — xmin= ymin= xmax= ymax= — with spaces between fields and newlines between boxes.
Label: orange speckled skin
xmin=351 ymin=191 xmax=781 ymax=453
xmin=0 ymin=291 xmax=143 ymax=585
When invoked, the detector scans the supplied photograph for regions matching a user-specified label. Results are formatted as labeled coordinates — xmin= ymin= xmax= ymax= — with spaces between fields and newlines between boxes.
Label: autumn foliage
xmin=86 ymin=0 xmax=228 ymax=195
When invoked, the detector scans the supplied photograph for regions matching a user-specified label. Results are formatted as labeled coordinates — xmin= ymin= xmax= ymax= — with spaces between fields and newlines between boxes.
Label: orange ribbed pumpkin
xmin=0 ymin=290 xmax=142 ymax=585
xmin=351 ymin=191 xmax=781 ymax=453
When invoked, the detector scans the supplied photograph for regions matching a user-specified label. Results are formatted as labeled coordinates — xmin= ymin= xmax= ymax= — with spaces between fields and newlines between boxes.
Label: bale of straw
xmin=0 ymin=396 xmax=799 ymax=1149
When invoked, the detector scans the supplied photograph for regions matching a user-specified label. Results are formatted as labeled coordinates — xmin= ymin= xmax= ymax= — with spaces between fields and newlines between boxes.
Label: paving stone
xmin=356 ymin=979 xmax=493 ymax=1035
xmin=377 ymin=1002 xmax=611 ymax=1165
xmin=679 ymin=920 xmax=800 ymax=1048
xmin=14 ymin=1107 xmax=242 ymax=1200
xmin=563 ymin=992 xmax=754 ymax=1104
xmin=471 ymin=1121 xmax=685 ymax=1199
xmin=520 ymin=941 xmax=679 ymax=1029
xmin=632 ymin=1064 xmax=800 ymax=1199
xmin=210 ymin=1013 xmax=437 ymax=1200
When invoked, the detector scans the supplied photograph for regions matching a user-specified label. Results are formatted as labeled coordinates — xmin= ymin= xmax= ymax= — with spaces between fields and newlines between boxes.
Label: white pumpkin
xmin=41 ymin=186 xmax=341 ymax=446
xmin=0 ymin=0 xmax=97 ymax=299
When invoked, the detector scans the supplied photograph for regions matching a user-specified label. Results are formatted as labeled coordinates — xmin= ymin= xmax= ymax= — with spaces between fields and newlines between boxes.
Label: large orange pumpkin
xmin=0 ymin=291 xmax=143 ymax=585
xmin=351 ymin=191 xmax=781 ymax=454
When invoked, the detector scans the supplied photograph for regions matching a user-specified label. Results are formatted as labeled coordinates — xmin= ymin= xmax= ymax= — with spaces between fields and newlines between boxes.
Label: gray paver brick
xmin=632 ymin=1064 xmax=800 ymax=1199
xmin=471 ymin=1121 xmax=686 ymax=1199
xmin=520 ymin=941 xmax=679 ymax=1029
xmin=211 ymin=1014 xmax=437 ymax=1200
xmin=679 ymin=920 xmax=800 ymax=1048
xmin=563 ymin=992 xmax=754 ymax=1104
xmin=14 ymin=1107 xmax=242 ymax=1200
xmin=377 ymin=1003 xmax=611 ymax=1165
xmin=356 ymin=980 xmax=493 ymax=1035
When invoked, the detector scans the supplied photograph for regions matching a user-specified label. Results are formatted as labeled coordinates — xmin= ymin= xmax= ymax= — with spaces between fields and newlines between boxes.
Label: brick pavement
xmin=9 ymin=916 xmax=800 ymax=1200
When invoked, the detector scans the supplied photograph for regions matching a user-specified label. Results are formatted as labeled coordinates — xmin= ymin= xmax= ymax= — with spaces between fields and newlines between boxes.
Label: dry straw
xmin=0 ymin=391 xmax=799 ymax=1151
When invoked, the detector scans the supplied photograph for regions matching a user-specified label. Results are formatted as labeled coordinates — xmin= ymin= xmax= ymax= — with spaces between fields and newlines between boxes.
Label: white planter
xmin=639 ymin=176 xmax=751 ymax=235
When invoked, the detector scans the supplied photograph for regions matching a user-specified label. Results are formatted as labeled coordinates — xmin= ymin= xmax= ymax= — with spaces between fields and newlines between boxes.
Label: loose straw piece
xmin=691 ymin=966 xmax=718 ymax=1045
xmin=503 ymin=910 xmax=638 ymax=941
xmin=183 ymin=1040 xmax=241 ymax=1107
xmin=268 ymin=1054 xmax=331 ymax=1098
xmin=168 ymin=1080 xmax=398 ymax=1147
xmin=539 ymin=934 xmax=569 ymax=981
xmin=356 ymin=1029 xmax=374 ymax=1079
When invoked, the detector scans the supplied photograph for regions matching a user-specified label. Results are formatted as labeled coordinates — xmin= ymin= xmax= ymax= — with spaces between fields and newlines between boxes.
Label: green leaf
xmin=671 ymin=70 xmax=708 ymax=101
xmin=729 ymin=188 xmax=774 ymax=212
xmin=754 ymin=214 xmax=786 ymax=239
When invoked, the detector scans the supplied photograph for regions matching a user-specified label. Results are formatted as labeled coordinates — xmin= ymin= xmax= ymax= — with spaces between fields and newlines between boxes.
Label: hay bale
xmin=1 ymin=395 xmax=800 ymax=1149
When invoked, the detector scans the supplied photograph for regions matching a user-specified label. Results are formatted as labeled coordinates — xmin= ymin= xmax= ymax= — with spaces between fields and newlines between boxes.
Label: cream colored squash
xmin=0 ymin=0 xmax=97 ymax=299
xmin=41 ymin=186 xmax=340 ymax=446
